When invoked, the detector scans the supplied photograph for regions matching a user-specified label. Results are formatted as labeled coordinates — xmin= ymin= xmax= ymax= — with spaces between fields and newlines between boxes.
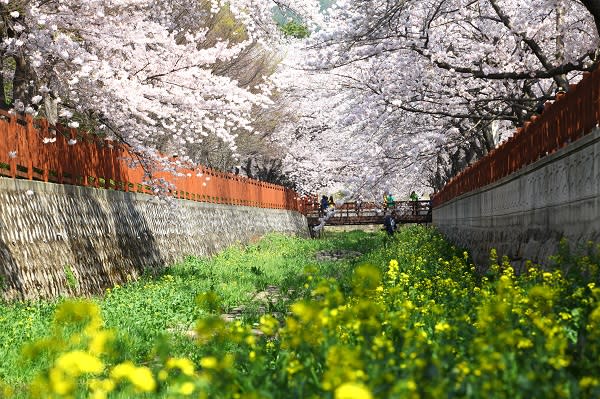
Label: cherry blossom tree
xmin=272 ymin=0 xmax=600 ymax=196
xmin=0 ymin=0 xmax=313 ymax=178
xmin=2 ymin=0 xmax=599 ymax=198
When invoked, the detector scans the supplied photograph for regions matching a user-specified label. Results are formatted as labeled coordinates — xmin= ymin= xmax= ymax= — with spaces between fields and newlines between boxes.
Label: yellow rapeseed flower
xmin=55 ymin=350 xmax=104 ymax=376
xmin=559 ymin=312 xmax=572 ymax=321
xmin=245 ymin=334 xmax=256 ymax=346
xmin=259 ymin=315 xmax=279 ymax=336
xmin=517 ymin=338 xmax=533 ymax=349
xmin=88 ymin=330 xmax=114 ymax=356
xmin=434 ymin=322 xmax=451 ymax=333
xmin=178 ymin=382 xmax=195 ymax=395
xmin=580 ymin=376 xmax=600 ymax=389
xmin=166 ymin=357 xmax=195 ymax=376
xmin=200 ymin=356 xmax=218 ymax=369
xmin=286 ymin=359 xmax=303 ymax=375
xmin=335 ymin=382 xmax=373 ymax=399
xmin=110 ymin=362 xmax=156 ymax=392
xmin=49 ymin=368 xmax=74 ymax=395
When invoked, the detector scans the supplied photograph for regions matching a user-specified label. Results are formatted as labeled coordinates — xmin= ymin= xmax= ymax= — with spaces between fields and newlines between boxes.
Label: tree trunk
xmin=0 ymin=54 xmax=5 ymax=107
xmin=555 ymin=0 xmax=570 ymax=92
xmin=12 ymin=53 xmax=32 ymax=105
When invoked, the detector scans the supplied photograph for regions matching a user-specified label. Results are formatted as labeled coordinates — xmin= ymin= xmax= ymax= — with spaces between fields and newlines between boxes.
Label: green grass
xmin=4 ymin=227 xmax=599 ymax=398
xmin=0 ymin=230 xmax=381 ymax=391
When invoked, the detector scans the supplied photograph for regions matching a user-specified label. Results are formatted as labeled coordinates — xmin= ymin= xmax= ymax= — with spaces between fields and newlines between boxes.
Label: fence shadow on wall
xmin=0 ymin=240 xmax=22 ymax=297
xmin=0 ymin=111 xmax=168 ymax=297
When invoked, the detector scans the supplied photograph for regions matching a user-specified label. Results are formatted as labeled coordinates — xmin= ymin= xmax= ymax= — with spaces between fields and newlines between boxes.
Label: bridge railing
xmin=0 ymin=110 xmax=302 ymax=211
xmin=432 ymin=68 xmax=600 ymax=207
xmin=303 ymin=200 xmax=432 ymax=224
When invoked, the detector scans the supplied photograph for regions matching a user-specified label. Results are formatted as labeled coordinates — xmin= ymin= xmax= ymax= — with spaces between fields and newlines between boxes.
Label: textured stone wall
xmin=433 ymin=128 xmax=600 ymax=271
xmin=0 ymin=179 xmax=308 ymax=300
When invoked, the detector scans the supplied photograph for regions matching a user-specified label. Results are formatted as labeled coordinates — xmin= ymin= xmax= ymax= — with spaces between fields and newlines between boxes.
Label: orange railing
xmin=432 ymin=68 xmax=600 ymax=207
xmin=0 ymin=110 xmax=303 ymax=211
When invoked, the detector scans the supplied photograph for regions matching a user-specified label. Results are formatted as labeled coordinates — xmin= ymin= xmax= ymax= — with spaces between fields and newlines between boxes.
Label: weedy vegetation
xmin=0 ymin=227 xmax=599 ymax=398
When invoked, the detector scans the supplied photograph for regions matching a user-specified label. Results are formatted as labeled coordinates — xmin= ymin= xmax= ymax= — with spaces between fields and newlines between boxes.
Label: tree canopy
xmin=1 ymin=0 xmax=598 ymax=198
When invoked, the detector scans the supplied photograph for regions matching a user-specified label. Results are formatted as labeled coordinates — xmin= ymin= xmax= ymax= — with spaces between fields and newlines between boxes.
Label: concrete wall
xmin=0 ymin=179 xmax=308 ymax=300
xmin=433 ymin=128 xmax=600 ymax=271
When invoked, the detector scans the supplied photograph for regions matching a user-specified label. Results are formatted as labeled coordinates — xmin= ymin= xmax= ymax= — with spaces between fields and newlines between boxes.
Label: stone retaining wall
xmin=433 ymin=128 xmax=600 ymax=271
xmin=0 ymin=179 xmax=308 ymax=300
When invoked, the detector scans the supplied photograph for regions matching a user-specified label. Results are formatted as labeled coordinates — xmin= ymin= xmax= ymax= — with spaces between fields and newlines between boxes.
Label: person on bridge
xmin=320 ymin=195 xmax=329 ymax=216
xmin=410 ymin=191 xmax=419 ymax=215
xmin=383 ymin=210 xmax=397 ymax=236
xmin=384 ymin=193 xmax=395 ymax=210
xmin=328 ymin=195 xmax=336 ymax=208
xmin=355 ymin=197 xmax=363 ymax=217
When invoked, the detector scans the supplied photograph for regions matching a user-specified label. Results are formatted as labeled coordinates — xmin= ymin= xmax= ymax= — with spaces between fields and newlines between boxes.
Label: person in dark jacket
xmin=383 ymin=210 xmax=397 ymax=236
xmin=320 ymin=195 xmax=329 ymax=216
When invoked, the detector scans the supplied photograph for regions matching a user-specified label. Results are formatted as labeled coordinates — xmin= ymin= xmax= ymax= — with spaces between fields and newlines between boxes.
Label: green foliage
xmin=1 ymin=228 xmax=600 ymax=398
xmin=2 ymin=56 xmax=15 ymax=106
xmin=63 ymin=265 xmax=78 ymax=290
xmin=279 ymin=21 xmax=310 ymax=38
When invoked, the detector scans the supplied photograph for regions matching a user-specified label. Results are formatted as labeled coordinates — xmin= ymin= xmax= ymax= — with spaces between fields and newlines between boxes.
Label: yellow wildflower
xmin=434 ymin=322 xmax=451 ymax=333
xmin=200 ymin=356 xmax=218 ymax=369
xmin=178 ymin=382 xmax=195 ymax=395
xmin=55 ymin=350 xmax=104 ymax=376
xmin=88 ymin=378 xmax=116 ymax=399
xmin=49 ymin=368 xmax=74 ymax=395
xmin=286 ymin=359 xmax=303 ymax=375
xmin=158 ymin=370 xmax=168 ymax=381
xmin=580 ymin=376 xmax=599 ymax=389
xmin=517 ymin=338 xmax=533 ymax=349
xmin=166 ymin=357 xmax=195 ymax=376
xmin=335 ymin=382 xmax=373 ymax=399
xmin=88 ymin=330 xmax=114 ymax=356
xmin=259 ymin=315 xmax=279 ymax=336
xmin=110 ymin=362 xmax=156 ymax=392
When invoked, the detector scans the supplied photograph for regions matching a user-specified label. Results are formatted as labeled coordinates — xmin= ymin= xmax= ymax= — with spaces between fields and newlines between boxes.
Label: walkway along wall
xmin=0 ymin=178 xmax=308 ymax=301
xmin=433 ymin=127 xmax=600 ymax=270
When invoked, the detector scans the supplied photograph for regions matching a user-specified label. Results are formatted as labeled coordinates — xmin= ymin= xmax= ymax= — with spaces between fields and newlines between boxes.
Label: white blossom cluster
xmin=2 ymin=0 xmax=599 ymax=199
xmin=1 ymin=0 xmax=303 ymax=168
xmin=270 ymin=0 xmax=599 ymax=197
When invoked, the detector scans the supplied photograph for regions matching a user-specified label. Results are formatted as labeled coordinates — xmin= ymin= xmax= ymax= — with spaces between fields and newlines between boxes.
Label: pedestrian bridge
xmin=304 ymin=200 xmax=432 ymax=227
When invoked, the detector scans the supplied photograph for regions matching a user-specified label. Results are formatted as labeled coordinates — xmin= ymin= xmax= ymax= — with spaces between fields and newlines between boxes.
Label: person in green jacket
xmin=386 ymin=193 xmax=396 ymax=209
xmin=410 ymin=191 xmax=419 ymax=215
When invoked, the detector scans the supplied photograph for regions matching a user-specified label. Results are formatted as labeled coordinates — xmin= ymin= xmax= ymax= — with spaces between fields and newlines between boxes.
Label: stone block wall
xmin=0 ymin=179 xmax=308 ymax=300
xmin=433 ymin=128 xmax=600 ymax=271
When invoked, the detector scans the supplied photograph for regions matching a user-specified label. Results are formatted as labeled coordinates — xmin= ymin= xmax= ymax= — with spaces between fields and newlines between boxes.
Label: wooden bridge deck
xmin=305 ymin=200 xmax=432 ymax=226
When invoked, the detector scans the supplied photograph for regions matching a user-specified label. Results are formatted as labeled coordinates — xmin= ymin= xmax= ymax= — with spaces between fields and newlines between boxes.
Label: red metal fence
xmin=0 ymin=110 xmax=303 ymax=211
xmin=432 ymin=68 xmax=600 ymax=207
